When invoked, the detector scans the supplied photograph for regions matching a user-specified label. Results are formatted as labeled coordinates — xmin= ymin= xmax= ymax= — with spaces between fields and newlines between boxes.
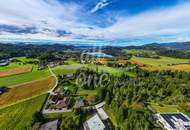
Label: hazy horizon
xmin=0 ymin=0 xmax=190 ymax=46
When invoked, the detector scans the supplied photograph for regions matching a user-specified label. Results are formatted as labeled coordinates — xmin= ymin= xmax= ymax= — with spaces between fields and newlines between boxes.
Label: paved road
xmin=48 ymin=66 xmax=58 ymax=94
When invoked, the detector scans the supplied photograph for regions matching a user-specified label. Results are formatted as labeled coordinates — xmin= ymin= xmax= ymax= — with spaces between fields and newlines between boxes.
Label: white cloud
xmin=0 ymin=0 xmax=93 ymax=37
xmin=0 ymin=0 xmax=190 ymax=44
xmin=92 ymin=1 xmax=190 ymax=41
xmin=90 ymin=0 xmax=110 ymax=14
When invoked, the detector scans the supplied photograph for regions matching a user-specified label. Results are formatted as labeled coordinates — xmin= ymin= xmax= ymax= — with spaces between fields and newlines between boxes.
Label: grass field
xmin=150 ymin=103 xmax=178 ymax=113
xmin=0 ymin=76 xmax=55 ymax=107
xmin=52 ymin=64 xmax=84 ymax=75
xmin=130 ymin=56 xmax=190 ymax=71
xmin=0 ymin=66 xmax=32 ymax=78
xmin=0 ymin=57 xmax=39 ymax=71
xmin=53 ymin=64 xmax=135 ymax=77
xmin=87 ymin=64 xmax=135 ymax=77
xmin=0 ymin=94 xmax=47 ymax=130
xmin=0 ymin=69 xmax=51 ymax=87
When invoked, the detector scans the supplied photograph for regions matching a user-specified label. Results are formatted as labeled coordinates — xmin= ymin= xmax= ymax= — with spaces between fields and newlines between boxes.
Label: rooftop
xmin=97 ymin=108 xmax=108 ymax=121
xmin=157 ymin=113 xmax=190 ymax=130
xmin=39 ymin=120 xmax=59 ymax=130
xmin=56 ymin=97 xmax=70 ymax=109
xmin=84 ymin=114 xmax=105 ymax=130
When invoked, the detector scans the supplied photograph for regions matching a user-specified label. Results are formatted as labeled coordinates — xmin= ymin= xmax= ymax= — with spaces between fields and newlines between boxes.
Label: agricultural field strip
xmin=0 ymin=92 xmax=46 ymax=109
xmin=0 ymin=69 xmax=51 ymax=87
xmin=7 ymin=75 xmax=53 ymax=88
xmin=0 ymin=66 xmax=32 ymax=78
xmin=0 ymin=76 xmax=55 ymax=108
xmin=0 ymin=94 xmax=47 ymax=130
xmin=130 ymin=56 xmax=190 ymax=71
xmin=0 ymin=67 xmax=56 ymax=109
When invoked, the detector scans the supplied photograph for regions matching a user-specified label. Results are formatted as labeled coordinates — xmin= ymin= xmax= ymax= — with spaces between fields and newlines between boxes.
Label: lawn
xmin=44 ymin=112 xmax=74 ymax=119
xmin=130 ymin=56 xmax=190 ymax=71
xmin=0 ymin=76 xmax=55 ymax=107
xmin=0 ymin=94 xmax=47 ymax=130
xmin=77 ymin=88 xmax=97 ymax=95
xmin=150 ymin=103 xmax=178 ymax=113
xmin=0 ymin=69 xmax=51 ymax=87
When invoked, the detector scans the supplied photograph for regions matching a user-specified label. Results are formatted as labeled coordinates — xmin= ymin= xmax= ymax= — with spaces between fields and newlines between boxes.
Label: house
xmin=48 ymin=95 xmax=59 ymax=104
xmin=75 ymin=99 xmax=85 ymax=108
xmin=155 ymin=112 xmax=190 ymax=130
xmin=0 ymin=59 xmax=9 ymax=66
xmin=83 ymin=114 xmax=106 ymax=130
xmin=56 ymin=97 xmax=70 ymax=109
xmin=39 ymin=120 xmax=59 ymax=130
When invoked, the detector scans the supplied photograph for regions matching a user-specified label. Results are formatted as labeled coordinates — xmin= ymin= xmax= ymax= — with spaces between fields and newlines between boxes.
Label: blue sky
xmin=0 ymin=0 xmax=190 ymax=46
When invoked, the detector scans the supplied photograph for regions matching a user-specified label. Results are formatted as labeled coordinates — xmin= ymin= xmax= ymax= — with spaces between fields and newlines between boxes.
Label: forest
xmin=74 ymin=67 xmax=190 ymax=129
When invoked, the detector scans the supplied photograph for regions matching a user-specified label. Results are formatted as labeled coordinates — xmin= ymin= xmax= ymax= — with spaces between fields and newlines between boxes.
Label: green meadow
xmin=0 ymin=69 xmax=51 ymax=87
xmin=0 ymin=94 xmax=47 ymax=130
xmin=0 ymin=57 xmax=39 ymax=71
xmin=130 ymin=56 xmax=190 ymax=71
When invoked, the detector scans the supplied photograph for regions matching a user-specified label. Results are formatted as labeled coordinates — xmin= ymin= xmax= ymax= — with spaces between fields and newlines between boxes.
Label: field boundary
xmin=0 ymin=66 xmax=33 ymax=78
xmin=0 ymin=67 xmax=57 ymax=109
xmin=0 ymin=92 xmax=48 ymax=109
xmin=7 ymin=75 xmax=53 ymax=88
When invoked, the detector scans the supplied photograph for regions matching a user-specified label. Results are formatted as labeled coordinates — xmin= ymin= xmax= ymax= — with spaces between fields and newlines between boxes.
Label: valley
xmin=0 ymin=43 xmax=190 ymax=130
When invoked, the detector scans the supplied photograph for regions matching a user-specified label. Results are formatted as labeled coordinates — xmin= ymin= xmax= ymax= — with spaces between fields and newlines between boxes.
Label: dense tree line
xmin=0 ymin=43 xmax=72 ymax=58
xmin=157 ymin=49 xmax=190 ymax=59
xmin=75 ymin=67 xmax=190 ymax=129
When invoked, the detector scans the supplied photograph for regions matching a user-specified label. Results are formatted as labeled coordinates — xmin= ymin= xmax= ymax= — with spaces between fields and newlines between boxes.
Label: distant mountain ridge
xmin=125 ymin=42 xmax=190 ymax=50
xmin=1 ymin=41 xmax=190 ymax=50
xmin=160 ymin=42 xmax=190 ymax=50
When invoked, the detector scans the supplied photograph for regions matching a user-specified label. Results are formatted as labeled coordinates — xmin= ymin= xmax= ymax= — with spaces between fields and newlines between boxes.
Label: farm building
xmin=39 ymin=120 xmax=59 ymax=130
xmin=83 ymin=114 xmax=106 ymax=130
xmin=155 ymin=112 xmax=190 ymax=130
